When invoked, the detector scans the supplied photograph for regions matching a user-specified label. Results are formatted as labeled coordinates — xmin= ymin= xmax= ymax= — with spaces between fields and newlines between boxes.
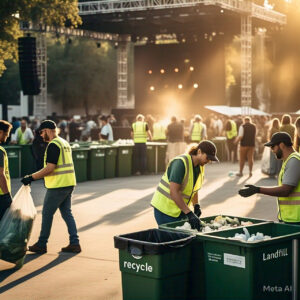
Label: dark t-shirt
xmin=0 ymin=150 xmax=4 ymax=168
xmin=167 ymin=122 xmax=184 ymax=142
xmin=167 ymin=157 xmax=200 ymax=186
xmin=46 ymin=143 xmax=60 ymax=165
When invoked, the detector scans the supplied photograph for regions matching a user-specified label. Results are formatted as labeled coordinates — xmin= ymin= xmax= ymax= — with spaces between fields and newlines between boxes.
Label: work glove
xmin=238 ymin=184 xmax=260 ymax=198
xmin=21 ymin=175 xmax=34 ymax=186
xmin=1 ymin=193 xmax=12 ymax=204
xmin=186 ymin=211 xmax=201 ymax=231
xmin=194 ymin=204 xmax=202 ymax=218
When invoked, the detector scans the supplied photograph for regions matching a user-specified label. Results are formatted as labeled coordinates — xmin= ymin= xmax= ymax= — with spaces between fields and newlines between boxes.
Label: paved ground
xmin=0 ymin=161 xmax=278 ymax=299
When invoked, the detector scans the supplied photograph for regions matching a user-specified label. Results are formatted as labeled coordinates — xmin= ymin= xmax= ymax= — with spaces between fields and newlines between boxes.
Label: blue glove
xmin=21 ymin=175 xmax=34 ymax=186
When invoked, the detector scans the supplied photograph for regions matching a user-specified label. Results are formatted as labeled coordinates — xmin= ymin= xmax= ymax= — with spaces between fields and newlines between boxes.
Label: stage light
xmin=193 ymin=83 xmax=198 ymax=89
xmin=220 ymin=9 xmax=224 ymax=13
xmin=148 ymin=70 xmax=152 ymax=74
xmin=150 ymin=86 xmax=155 ymax=91
xmin=184 ymin=59 xmax=190 ymax=64
xmin=114 ymin=42 xmax=119 ymax=49
xmin=178 ymin=84 xmax=183 ymax=89
xmin=190 ymin=66 xmax=194 ymax=71
xmin=160 ymin=69 xmax=165 ymax=74
xmin=204 ymin=33 xmax=208 ymax=39
xmin=212 ymin=32 xmax=216 ymax=36
xmin=174 ymin=68 xmax=179 ymax=72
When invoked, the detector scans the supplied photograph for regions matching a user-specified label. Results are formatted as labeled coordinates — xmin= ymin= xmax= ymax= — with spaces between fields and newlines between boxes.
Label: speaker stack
xmin=18 ymin=37 xmax=41 ymax=95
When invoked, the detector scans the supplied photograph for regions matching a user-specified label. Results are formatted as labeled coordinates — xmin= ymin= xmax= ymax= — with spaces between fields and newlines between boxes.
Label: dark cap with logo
xmin=264 ymin=132 xmax=293 ymax=147
xmin=37 ymin=120 xmax=57 ymax=132
xmin=199 ymin=140 xmax=219 ymax=162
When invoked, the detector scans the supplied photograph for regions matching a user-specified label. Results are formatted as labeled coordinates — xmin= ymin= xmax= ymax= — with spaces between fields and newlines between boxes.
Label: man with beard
xmin=21 ymin=120 xmax=81 ymax=253
xmin=239 ymin=132 xmax=300 ymax=224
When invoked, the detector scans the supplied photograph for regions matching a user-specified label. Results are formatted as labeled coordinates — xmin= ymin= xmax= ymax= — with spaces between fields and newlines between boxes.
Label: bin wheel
xmin=14 ymin=257 xmax=25 ymax=270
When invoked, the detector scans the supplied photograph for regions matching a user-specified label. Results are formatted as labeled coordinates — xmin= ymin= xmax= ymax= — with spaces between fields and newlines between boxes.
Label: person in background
xmin=100 ymin=116 xmax=114 ymax=141
xmin=0 ymin=120 xmax=12 ymax=221
xmin=108 ymin=114 xmax=117 ymax=126
xmin=268 ymin=118 xmax=281 ymax=140
xmin=32 ymin=130 xmax=48 ymax=171
xmin=295 ymin=117 xmax=300 ymax=152
xmin=145 ymin=114 xmax=155 ymax=135
xmin=280 ymin=114 xmax=295 ymax=142
xmin=166 ymin=116 xmax=184 ymax=162
xmin=190 ymin=115 xmax=206 ymax=143
xmin=152 ymin=118 xmax=167 ymax=142
xmin=225 ymin=118 xmax=238 ymax=163
xmin=58 ymin=119 xmax=68 ymax=140
xmin=131 ymin=114 xmax=152 ymax=175
xmin=239 ymin=132 xmax=300 ymax=224
xmin=11 ymin=117 xmax=20 ymax=135
xmin=235 ymin=116 xmax=256 ymax=177
xmin=68 ymin=118 xmax=80 ymax=142
xmin=12 ymin=118 xmax=34 ymax=145
xmin=151 ymin=140 xmax=219 ymax=229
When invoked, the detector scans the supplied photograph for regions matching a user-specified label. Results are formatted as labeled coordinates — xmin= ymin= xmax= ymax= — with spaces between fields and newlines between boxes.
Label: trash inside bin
xmin=114 ymin=229 xmax=195 ymax=300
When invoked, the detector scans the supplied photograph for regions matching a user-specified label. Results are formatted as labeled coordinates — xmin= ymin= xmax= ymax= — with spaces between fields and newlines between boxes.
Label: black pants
xmin=133 ymin=143 xmax=147 ymax=174
xmin=0 ymin=195 xmax=12 ymax=221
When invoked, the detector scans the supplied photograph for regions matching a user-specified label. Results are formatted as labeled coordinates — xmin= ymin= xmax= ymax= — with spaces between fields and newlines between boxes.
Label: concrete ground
xmin=0 ymin=161 xmax=278 ymax=299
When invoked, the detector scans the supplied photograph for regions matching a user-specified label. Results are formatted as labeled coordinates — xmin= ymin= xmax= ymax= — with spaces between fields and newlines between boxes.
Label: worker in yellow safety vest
xmin=225 ymin=119 xmax=238 ymax=163
xmin=131 ymin=114 xmax=152 ymax=175
xmin=152 ymin=121 xmax=166 ymax=142
xmin=0 ymin=120 xmax=12 ymax=221
xmin=190 ymin=115 xmax=206 ymax=143
xmin=151 ymin=140 xmax=219 ymax=230
xmin=21 ymin=120 xmax=81 ymax=254
xmin=13 ymin=118 xmax=34 ymax=145
xmin=239 ymin=132 xmax=300 ymax=224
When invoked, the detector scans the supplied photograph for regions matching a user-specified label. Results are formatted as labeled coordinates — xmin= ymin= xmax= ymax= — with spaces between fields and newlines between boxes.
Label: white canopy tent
xmin=205 ymin=105 xmax=270 ymax=116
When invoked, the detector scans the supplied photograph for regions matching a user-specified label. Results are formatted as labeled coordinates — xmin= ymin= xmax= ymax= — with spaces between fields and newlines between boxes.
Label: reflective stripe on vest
xmin=277 ymin=152 xmax=300 ymax=222
xmin=44 ymin=137 xmax=76 ymax=188
xmin=226 ymin=120 xmax=237 ymax=139
xmin=151 ymin=154 xmax=204 ymax=217
xmin=0 ymin=146 xmax=11 ymax=195
xmin=153 ymin=123 xmax=166 ymax=141
xmin=132 ymin=122 xmax=147 ymax=143
xmin=191 ymin=122 xmax=203 ymax=142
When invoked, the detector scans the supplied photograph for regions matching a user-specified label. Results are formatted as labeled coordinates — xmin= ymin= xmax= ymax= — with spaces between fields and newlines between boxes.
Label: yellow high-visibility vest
xmin=191 ymin=122 xmax=203 ymax=142
xmin=226 ymin=120 xmax=237 ymax=139
xmin=132 ymin=121 xmax=147 ymax=143
xmin=0 ymin=146 xmax=11 ymax=195
xmin=44 ymin=137 xmax=76 ymax=189
xmin=151 ymin=154 xmax=204 ymax=217
xmin=278 ymin=152 xmax=300 ymax=222
xmin=153 ymin=123 xmax=166 ymax=141
xmin=16 ymin=128 xmax=28 ymax=145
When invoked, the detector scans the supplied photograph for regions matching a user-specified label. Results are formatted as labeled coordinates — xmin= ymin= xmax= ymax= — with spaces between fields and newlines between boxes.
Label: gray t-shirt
xmin=282 ymin=157 xmax=300 ymax=187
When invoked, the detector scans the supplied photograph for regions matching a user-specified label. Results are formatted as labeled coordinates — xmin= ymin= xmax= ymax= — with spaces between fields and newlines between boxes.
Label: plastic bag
xmin=0 ymin=185 xmax=36 ymax=268
xmin=261 ymin=147 xmax=271 ymax=175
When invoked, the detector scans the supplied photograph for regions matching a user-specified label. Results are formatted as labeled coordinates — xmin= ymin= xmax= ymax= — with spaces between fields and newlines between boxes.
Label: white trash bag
xmin=0 ymin=185 xmax=37 ymax=269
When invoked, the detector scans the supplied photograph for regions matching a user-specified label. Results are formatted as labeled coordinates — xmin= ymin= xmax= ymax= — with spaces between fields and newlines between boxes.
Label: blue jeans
xmin=154 ymin=207 xmax=186 ymax=226
xmin=38 ymin=186 xmax=79 ymax=247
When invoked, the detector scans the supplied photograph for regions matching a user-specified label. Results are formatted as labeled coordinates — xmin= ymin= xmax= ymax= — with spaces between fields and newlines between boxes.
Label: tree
xmin=0 ymin=0 xmax=81 ymax=76
xmin=47 ymin=38 xmax=117 ymax=115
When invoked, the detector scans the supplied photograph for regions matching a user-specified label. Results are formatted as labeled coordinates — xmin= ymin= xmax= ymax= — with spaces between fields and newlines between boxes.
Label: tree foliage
xmin=0 ymin=0 xmax=81 ymax=75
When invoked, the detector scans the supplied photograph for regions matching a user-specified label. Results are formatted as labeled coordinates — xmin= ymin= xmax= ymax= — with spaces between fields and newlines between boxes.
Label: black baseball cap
xmin=264 ymin=132 xmax=293 ymax=147
xmin=199 ymin=140 xmax=219 ymax=162
xmin=37 ymin=120 xmax=57 ymax=132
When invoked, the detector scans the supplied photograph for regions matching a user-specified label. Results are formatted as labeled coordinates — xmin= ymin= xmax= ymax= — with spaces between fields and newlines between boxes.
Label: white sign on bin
xmin=224 ymin=253 xmax=245 ymax=269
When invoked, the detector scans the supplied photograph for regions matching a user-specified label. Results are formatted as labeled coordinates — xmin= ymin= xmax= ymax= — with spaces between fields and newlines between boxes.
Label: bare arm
xmin=169 ymin=182 xmax=190 ymax=214
xmin=0 ymin=167 xmax=9 ymax=194
xmin=192 ymin=192 xmax=198 ymax=206
xmin=147 ymin=130 xmax=152 ymax=141
xmin=259 ymin=184 xmax=295 ymax=197
xmin=31 ymin=163 xmax=56 ymax=180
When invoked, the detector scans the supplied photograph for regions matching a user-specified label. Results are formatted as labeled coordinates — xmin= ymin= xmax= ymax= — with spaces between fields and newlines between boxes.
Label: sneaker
xmin=28 ymin=242 xmax=47 ymax=254
xmin=236 ymin=173 xmax=243 ymax=177
xmin=61 ymin=244 xmax=81 ymax=253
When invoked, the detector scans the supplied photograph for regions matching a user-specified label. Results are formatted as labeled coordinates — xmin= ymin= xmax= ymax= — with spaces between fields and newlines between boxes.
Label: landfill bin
xmin=159 ymin=215 xmax=272 ymax=300
xmin=20 ymin=144 xmax=36 ymax=176
xmin=87 ymin=146 xmax=105 ymax=180
xmin=3 ymin=146 xmax=21 ymax=178
xmin=104 ymin=146 xmax=117 ymax=178
xmin=114 ymin=229 xmax=195 ymax=300
xmin=146 ymin=144 xmax=156 ymax=174
xmin=72 ymin=148 xmax=89 ymax=182
xmin=201 ymin=223 xmax=300 ymax=300
xmin=157 ymin=143 xmax=167 ymax=173
xmin=116 ymin=145 xmax=133 ymax=177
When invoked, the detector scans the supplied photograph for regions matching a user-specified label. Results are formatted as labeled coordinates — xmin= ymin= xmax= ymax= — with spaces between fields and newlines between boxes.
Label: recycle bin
xmin=201 ymin=223 xmax=300 ymax=300
xmin=104 ymin=146 xmax=117 ymax=178
xmin=146 ymin=143 xmax=156 ymax=173
xmin=87 ymin=146 xmax=106 ymax=180
xmin=21 ymin=144 xmax=36 ymax=176
xmin=157 ymin=143 xmax=167 ymax=172
xmin=72 ymin=148 xmax=89 ymax=182
xmin=116 ymin=145 xmax=133 ymax=177
xmin=3 ymin=146 xmax=21 ymax=178
xmin=114 ymin=228 xmax=195 ymax=300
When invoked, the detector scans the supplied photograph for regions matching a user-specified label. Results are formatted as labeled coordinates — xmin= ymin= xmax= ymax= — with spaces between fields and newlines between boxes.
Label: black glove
xmin=186 ymin=211 xmax=201 ymax=231
xmin=1 ymin=193 xmax=12 ymax=203
xmin=194 ymin=204 xmax=202 ymax=218
xmin=238 ymin=184 xmax=260 ymax=197
xmin=21 ymin=175 xmax=34 ymax=186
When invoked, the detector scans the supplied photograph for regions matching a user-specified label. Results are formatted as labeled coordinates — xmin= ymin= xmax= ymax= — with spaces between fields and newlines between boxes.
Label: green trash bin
xmin=146 ymin=143 xmax=156 ymax=174
xmin=3 ymin=146 xmax=21 ymax=178
xmin=72 ymin=148 xmax=89 ymax=182
xmin=201 ymin=222 xmax=300 ymax=300
xmin=20 ymin=144 xmax=36 ymax=177
xmin=116 ymin=145 xmax=133 ymax=177
xmin=157 ymin=143 xmax=167 ymax=172
xmin=104 ymin=146 xmax=117 ymax=178
xmin=114 ymin=228 xmax=195 ymax=300
xmin=159 ymin=216 xmax=273 ymax=300
xmin=87 ymin=146 xmax=106 ymax=180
